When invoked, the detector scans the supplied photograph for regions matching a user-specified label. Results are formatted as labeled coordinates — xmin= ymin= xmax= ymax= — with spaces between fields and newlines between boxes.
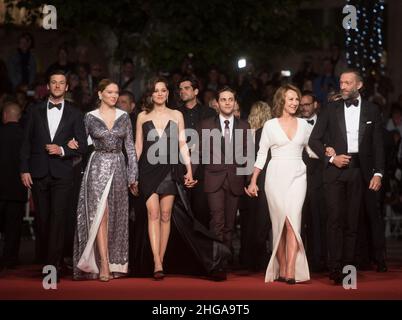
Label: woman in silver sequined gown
xmin=73 ymin=80 xmax=138 ymax=280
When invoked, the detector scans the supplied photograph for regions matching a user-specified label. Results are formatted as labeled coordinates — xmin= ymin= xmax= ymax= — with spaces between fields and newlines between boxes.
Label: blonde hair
xmin=248 ymin=101 xmax=272 ymax=130
xmin=272 ymin=84 xmax=301 ymax=118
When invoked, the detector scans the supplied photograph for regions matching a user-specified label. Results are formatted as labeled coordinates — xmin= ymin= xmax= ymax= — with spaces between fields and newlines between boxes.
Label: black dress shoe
xmin=286 ymin=278 xmax=296 ymax=285
xmin=153 ymin=270 xmax=165 ymax=280
xmin=329 ymin=270 xmax=343 ymax=285
xmin=209 ymin=269 xmax=227 ymax=281
xmin=376 ymin=261 xmax=388 ymax=273
xmin=274 ymin=276 xmax=286 ymax=282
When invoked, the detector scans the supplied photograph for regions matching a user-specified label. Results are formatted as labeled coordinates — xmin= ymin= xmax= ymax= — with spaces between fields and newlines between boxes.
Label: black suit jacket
xmin=0 ymin=122 xmax=27 ymax=202
xmin=309 ymin=99 xmax=385 ymax=183
xmin=20 ymin=100 xmax=87 ymax=179
xmin=193 ymin=115 xmax=250 ymax=195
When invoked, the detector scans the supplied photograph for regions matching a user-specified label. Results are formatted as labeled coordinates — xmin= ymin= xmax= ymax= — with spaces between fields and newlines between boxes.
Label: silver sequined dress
xmin=73 ymin=108 xmax=138 ymax=280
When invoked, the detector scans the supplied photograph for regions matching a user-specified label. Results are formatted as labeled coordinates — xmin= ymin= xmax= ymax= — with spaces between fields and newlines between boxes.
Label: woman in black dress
xmin=134 ymin=77 xmax=229 ymax=280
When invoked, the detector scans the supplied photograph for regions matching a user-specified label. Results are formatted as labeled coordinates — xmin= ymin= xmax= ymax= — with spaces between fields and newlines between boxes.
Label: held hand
xmin=21 ymin=173 xmax=33 ymax=189
xmin=46 ymin=144 xmax=62 ymax=156
xmin=129 ymin=181 xmax=139 ymax=196
xmin=325 ymin=147 xmax=336 ymax=157
xmin=369 ymin=175 xmax=382 ymax=191
xmin=245 ymin=183 xmax=259 ymax=198
xmin=332 ymin=154 xmax=351 ymax=168
xmin=67 ymin=138 xmax=79 ymax=150
xmin=184 ymin=172 xmax=198 ymax=188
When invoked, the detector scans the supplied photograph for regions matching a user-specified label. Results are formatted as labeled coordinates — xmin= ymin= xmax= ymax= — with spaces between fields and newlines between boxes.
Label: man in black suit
xmin=178 ymin=76 xmax=216 ymax=228
xmin=309 ymin=69 xmax=386 ymax=284
xmin=300 ymin=91 xmax=327 ymax=272
xmin=0 ymin=102 xmax=27 ymax=270
xmin=194 ymin=87 xmax=251 ymax=259
xmin=20 ymin=70 xmax=87 ymax=276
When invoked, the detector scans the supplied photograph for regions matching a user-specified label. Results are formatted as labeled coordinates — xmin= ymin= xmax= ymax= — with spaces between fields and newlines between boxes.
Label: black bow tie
xmin=48 ymin=102 xmax=62 ymax=110
xmin=345 ymin=99 xmax=359 ymax=108
xmin=306 ymin=119 xmax=315 ymax=126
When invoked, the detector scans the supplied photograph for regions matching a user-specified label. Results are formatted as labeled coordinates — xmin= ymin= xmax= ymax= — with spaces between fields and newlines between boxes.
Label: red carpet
xmin=1 ymin=265 xmax=402 ymax=300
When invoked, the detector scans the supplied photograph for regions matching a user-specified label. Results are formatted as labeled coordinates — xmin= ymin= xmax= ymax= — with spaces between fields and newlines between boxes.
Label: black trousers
xmin=0 ymin=201 xmax=25 ymax=266
xmin=63 ymin=163 xmax=83 ymax=260
xmin=187 ymin=178 xmax=210 ymax=229
xmin=240 ymin=188 xmax=271 ymax=270
xmin=32 ymin=175 xmax=73 ymax=268
xmin=302 ymin=172 xmax=327 ymax=268
xmin=359 ymin=188 xmax=386 ymax=263
xmin=324 ymin=168 xmax=363 ymax=271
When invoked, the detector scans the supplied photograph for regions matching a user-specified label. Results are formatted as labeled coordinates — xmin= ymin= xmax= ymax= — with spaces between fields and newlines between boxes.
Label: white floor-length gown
xmin=255 ymin=117 xmax=311 ymax=283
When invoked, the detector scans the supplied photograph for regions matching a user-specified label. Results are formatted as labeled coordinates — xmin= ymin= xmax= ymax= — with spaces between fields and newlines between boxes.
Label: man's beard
xmin=342 ymin=89 xmax=359 ymax=100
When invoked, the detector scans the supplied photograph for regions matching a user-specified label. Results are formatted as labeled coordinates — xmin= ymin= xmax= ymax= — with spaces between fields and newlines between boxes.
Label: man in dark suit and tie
xmin=194 ymin=87 xmax=250 ymax=262
xmin=178 ymin=76 xmax=216 ymax=228
xmin=309 ymin=69 xmax=386 ymax=284
xmin=20 ymin=70 xmax=87 ymax=277
xmin=0 ymin=102 xmax=27 ymax=270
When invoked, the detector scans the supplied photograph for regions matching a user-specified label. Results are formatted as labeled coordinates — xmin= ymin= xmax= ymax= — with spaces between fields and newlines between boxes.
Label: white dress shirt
xmin=47 ymin=99 xmax=65 ymax=156
xmin=219 ymin=114 xmax=234 ymax=140
xmin=344 ymin=95 xmax=361 ymax=153
xmin=329 ymin=95 xmax=382 ymax=178
xmin=304 ymin=114 xmax=319 ymax=159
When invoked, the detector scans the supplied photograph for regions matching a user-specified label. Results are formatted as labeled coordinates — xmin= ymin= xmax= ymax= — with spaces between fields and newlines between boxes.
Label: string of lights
xmin=345 ymin=0 xmax=385 ymax=77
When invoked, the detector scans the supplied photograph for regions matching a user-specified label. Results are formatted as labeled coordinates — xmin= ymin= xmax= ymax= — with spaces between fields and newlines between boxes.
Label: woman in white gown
xmin=246 ymin=84 xmax=332 ymax=284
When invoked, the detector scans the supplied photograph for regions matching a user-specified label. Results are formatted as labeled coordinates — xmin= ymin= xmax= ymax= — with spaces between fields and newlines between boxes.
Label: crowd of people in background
xmin=1 ymin=32 xmax=402 ymax=284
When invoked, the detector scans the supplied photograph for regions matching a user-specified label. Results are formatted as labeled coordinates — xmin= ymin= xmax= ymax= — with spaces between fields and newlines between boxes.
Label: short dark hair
xmin=390 ymin=104 xmax=402 ymax=115
xmin=119 ymin=90 xmax=135 ymax=103
xmin=123 ymin=57 xmax=134 ymax=65
xmin=19 ymin=32 xmax=34 ymax=49
xmin=341 ymin=68 xmax=363 ymax=83
xmin=58 ymin=45 xmax=69 ymax=55
xmin=178 ymin=76 xmax=199 ymax=91
xmin=301 ymin=90 xmax=317 ymax=103
xmin=216 ymin=86 xmax=236 ymax=101
xmin=48 ymin=69 xmax=67 ymax=83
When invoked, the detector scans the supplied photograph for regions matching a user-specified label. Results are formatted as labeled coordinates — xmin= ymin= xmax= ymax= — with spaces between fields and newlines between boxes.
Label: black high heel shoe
xmin=286 ymin=278 xmax=296 ymax=285
xmin=275 ymin=276 xmax=286 ymax=282
xmin=153 ymin=270 xmax=165 ymax=280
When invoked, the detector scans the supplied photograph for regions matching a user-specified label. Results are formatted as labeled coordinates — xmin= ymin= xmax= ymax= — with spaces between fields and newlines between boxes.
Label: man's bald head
xmin=2 ymin=102 xmax=22 ymax=124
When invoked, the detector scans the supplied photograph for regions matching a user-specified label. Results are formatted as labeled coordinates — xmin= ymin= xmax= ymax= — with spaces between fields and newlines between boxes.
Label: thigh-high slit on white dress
xmin=255 ymin=118 xmax=311 ymax=283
